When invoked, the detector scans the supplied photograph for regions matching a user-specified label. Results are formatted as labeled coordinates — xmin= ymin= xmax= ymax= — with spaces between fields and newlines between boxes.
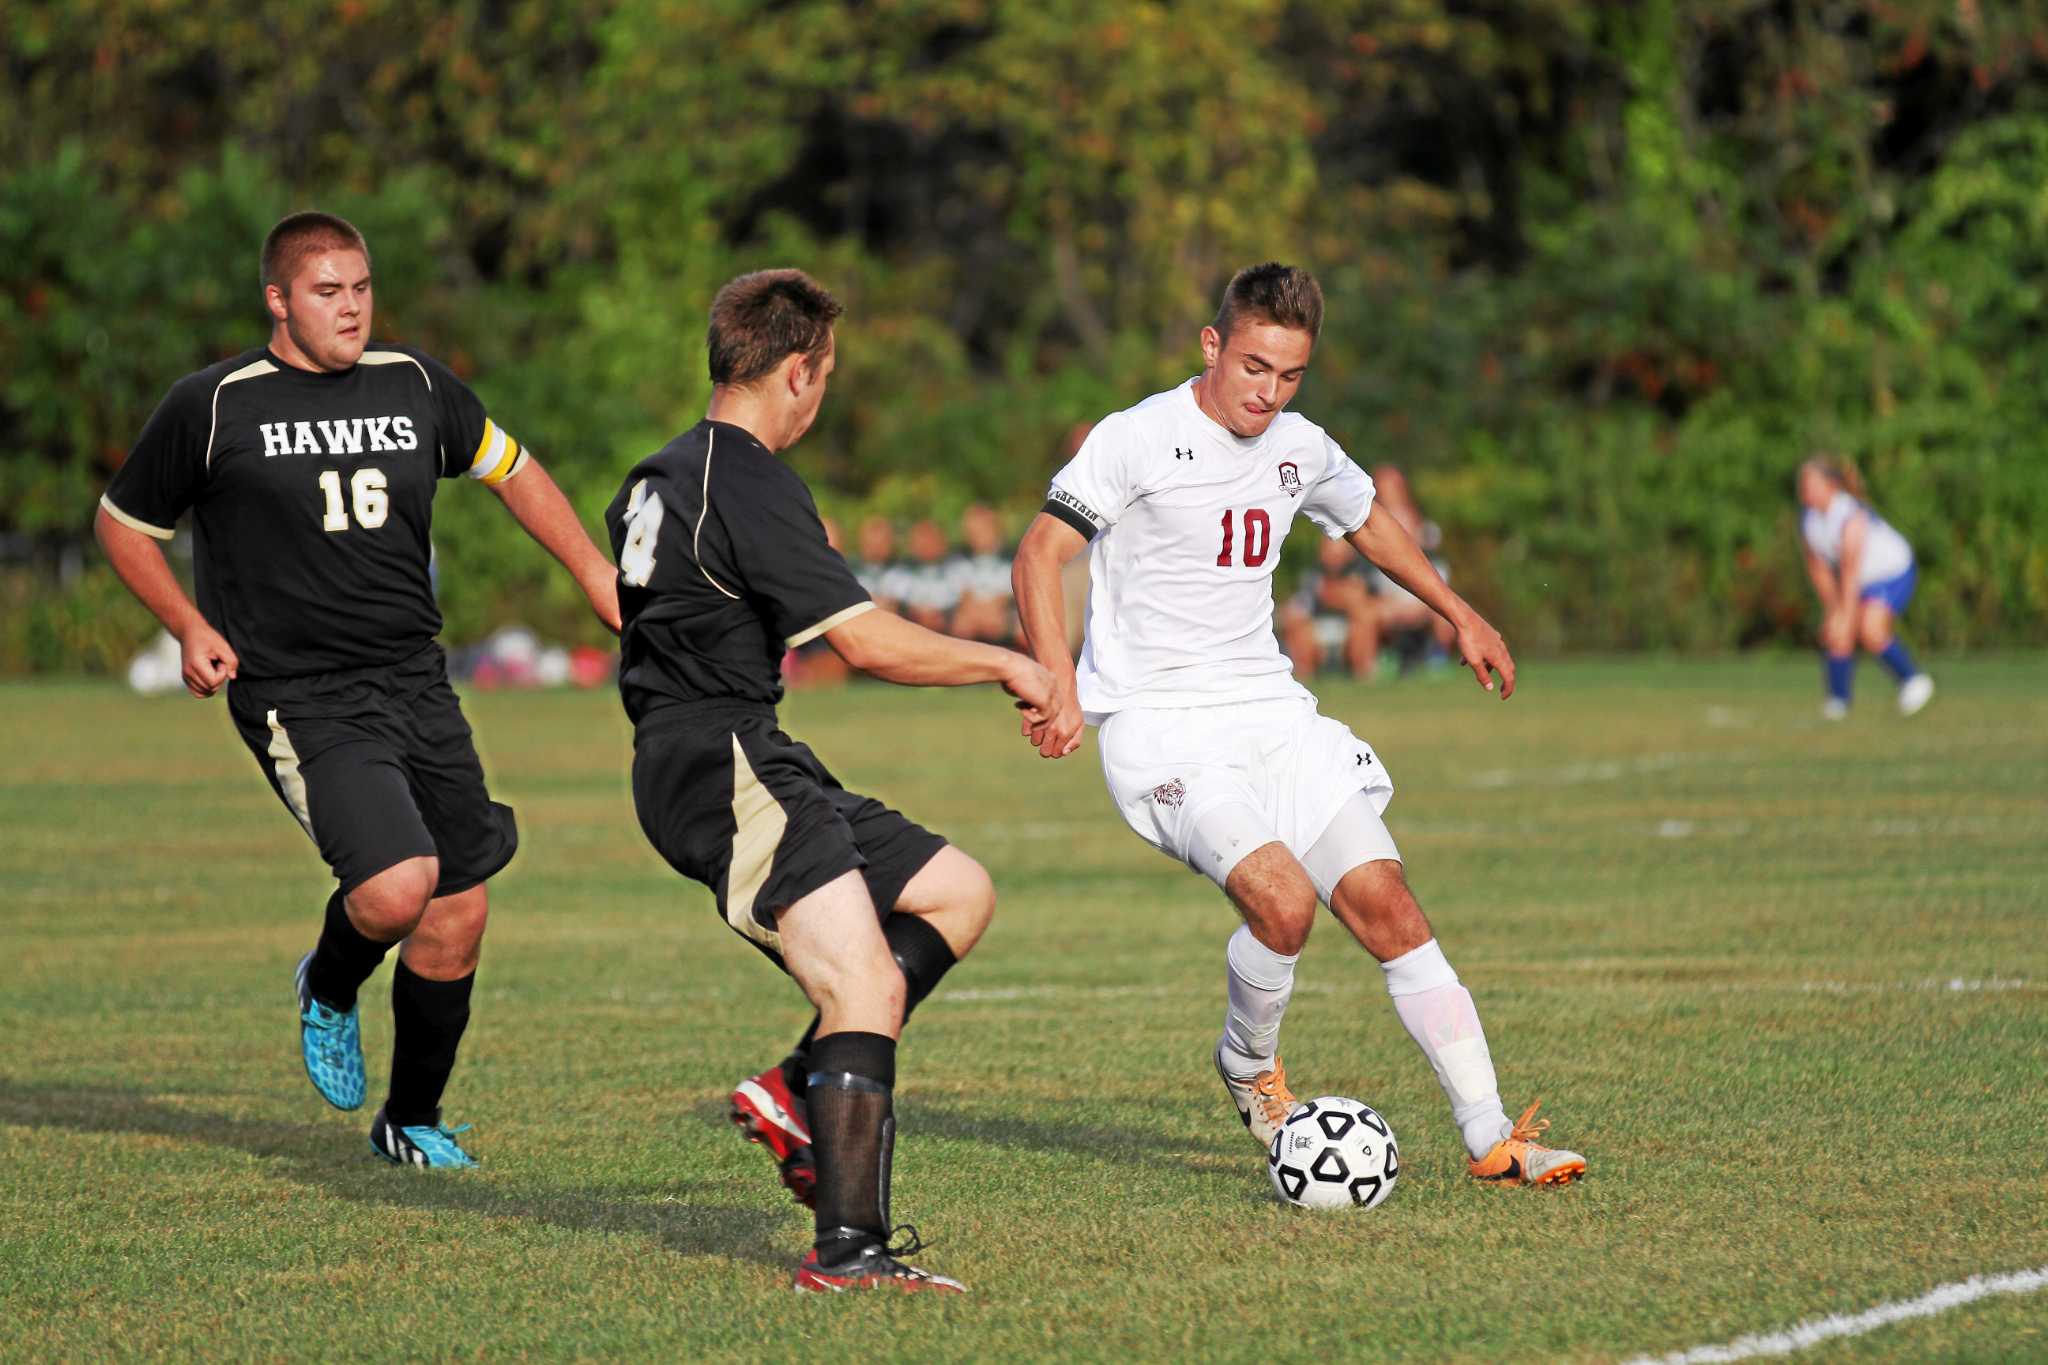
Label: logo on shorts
xmin=1151 ymin=778 xmax=1187 ymax=808
xmin=1277 ymin=461 xmax=1302 ymax=496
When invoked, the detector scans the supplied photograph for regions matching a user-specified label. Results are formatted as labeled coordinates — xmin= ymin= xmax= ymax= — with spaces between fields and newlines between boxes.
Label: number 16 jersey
xmin=102 ymin=344 xmax=525 ymax=680
xmin=1042 ymin=379 xmax=1376 ymax=718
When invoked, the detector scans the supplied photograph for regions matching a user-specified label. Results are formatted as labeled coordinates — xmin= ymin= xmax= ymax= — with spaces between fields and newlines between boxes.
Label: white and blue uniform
xmin=1801 ymin=491 xmax=1917 ymax=612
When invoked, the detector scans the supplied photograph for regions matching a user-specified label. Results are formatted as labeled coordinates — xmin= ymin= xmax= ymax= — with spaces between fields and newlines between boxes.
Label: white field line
xmin=1799 ymin=976 xmax=2030 ymax=995
xmin=1622 ymin=1263 xmax=2048 ymax=1364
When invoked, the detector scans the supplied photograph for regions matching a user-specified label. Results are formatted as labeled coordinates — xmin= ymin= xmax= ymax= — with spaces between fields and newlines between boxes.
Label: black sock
xmin=808 ymin=1030 xmax=896 ymax=1262
xmin=305 ymin=889 xmax=393 ymax=1010
xmin=782 ymin=914 xmax=958 ymax=1098
xmin=385 ymin=959 xmax=473 ymax=1128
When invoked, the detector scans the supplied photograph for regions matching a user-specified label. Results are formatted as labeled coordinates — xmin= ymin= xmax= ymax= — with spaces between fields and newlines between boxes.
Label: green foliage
xmin=4 ymin=0 xmax=2046 ymax=670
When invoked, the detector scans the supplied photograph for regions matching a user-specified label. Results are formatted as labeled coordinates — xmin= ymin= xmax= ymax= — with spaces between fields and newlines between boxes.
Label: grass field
xmin=3 ymin=656 xmax=2045 ymax=1361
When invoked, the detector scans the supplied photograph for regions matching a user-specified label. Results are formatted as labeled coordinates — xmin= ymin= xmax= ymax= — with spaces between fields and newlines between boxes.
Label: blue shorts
xmin=1859 ymin=564 xmax=1917 ymax=613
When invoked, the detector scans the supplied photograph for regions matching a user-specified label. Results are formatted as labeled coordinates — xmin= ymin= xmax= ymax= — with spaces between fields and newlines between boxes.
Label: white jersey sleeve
xmin=1045 ymin=413 xmax=1140 ymax=539
xmin=1301 ymin=436 xmax=1376 ymax=537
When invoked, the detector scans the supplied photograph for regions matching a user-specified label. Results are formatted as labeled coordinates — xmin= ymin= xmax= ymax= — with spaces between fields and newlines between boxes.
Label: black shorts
xmin=631 ymin=701 xmax=946 ymax=968
xmin=227 ymin=644 xmax=518 ymax=898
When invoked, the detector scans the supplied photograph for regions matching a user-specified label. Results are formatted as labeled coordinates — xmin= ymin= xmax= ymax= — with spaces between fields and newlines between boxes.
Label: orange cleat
xmin=1468 ymin=1100 xmax=1586 ymax=1186
xmin=1215 ymin=1045 xmax=1299 ymax=1149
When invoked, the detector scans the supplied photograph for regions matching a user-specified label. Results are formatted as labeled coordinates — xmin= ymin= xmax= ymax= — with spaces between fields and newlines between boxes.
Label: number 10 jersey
xmin=1042 ymin=379 xmax=1377 ymax=718
xmin=102 ymin=344 xmax=523 ymax=680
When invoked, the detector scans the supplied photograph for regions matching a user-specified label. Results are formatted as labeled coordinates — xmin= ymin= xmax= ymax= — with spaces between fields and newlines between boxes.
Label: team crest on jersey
xmin=1277 ymin=461 xmax=1302 ymax=496
xmin=1151 ymin=778 xmax=1187 ymax=809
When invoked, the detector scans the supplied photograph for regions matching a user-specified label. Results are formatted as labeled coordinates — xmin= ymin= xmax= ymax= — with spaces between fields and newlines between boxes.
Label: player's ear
xmin=264 ymin=283 xmax=289 ymax=323
xmin=1200 ymin=325 xmax=1222 ymax=368
xmin=782 ymin=351 xmax=808 ymax=398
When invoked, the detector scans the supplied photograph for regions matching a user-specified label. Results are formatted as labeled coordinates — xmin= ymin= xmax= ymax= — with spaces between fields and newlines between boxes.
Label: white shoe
xmin=1898 ymin=674 xmax=1935 ymax=717
xmin=1821 ymin=698 xmax=1848 ymax=721
xmin=1214 ymin=1044 xmax=1297 ymax=1149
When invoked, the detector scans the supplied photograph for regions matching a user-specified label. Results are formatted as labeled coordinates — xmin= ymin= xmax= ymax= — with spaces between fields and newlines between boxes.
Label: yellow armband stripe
xmin=466 ymin=420 xmax=526 ymax=486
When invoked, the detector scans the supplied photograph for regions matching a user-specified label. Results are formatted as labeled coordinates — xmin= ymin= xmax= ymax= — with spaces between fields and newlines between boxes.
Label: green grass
xmin=3 ymin=656 xmax=2045 ymax=1362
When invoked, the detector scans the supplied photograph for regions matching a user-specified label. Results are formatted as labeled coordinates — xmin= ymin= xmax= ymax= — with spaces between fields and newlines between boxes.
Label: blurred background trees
xmin=4 ymin=0 xmax=2044 ymax=668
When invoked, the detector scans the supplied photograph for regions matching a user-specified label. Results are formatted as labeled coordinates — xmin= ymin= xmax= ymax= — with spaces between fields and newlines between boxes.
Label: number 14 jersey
xmin=1042 ymin=379 xmax=1376 ymax=717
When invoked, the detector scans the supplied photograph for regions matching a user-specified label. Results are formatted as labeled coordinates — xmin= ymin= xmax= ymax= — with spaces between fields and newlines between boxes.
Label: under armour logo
xmin=1355 ymin=752 xmax=1372 ymax=766
xmin=1174 ymin=447 xmax=1194 ymax=461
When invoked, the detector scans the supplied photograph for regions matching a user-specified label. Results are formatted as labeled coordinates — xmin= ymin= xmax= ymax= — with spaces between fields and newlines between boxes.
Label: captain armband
xmin=1043 ymin=486 xmax=1105 ymax=540
xmin=465 ymin=419 xmax=530 ymax=486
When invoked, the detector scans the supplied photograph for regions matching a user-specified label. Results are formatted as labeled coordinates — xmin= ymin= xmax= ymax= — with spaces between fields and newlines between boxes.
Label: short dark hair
xmin=707 ymin=269 xmax=843 ymax=386
xmin=1212 ymin=262 xmax=1324 ymax=344
xmin=261 ymin=211 xmax=370 ymax=293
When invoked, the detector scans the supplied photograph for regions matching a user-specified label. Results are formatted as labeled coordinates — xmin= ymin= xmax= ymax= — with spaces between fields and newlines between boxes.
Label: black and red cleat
xmin=729 ymin=1066 xmax=816 ymax=1207
xmin=792 ymin=1241 xmax=966 ymax=1295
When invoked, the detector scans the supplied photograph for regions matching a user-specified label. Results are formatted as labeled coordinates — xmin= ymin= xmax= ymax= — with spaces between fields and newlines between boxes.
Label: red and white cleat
xmin=729 ymin=1066 xmax=816 ymax=1207
xmin=792 ymin=1242 xmax=966 ymax=1295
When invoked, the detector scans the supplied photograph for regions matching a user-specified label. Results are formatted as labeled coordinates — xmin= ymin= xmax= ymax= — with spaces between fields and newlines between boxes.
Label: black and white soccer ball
xmin=1266 ymin=1096 xmax=1399 ymax=1210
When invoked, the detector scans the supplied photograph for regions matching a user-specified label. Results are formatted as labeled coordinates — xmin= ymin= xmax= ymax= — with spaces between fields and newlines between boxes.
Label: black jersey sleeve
xmin=714 ymin=459 xmax=872 ymax=646
xmin=101 ymin=375 xmax=210 ymax=539
xmin=410 ymin=349 xmax=521 ymax=483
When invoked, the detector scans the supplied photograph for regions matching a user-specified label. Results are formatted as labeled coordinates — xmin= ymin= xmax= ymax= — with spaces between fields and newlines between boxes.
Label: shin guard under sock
xmin=807 ymin=1031 xmax=897 ymax=1261
xmin=385 ymin=959 xmax=474 ymax=1127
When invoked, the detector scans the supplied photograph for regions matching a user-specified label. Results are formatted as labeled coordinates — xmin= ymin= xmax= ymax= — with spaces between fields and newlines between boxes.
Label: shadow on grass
xmin=687 ymin=1093 xmax=1245 ymax=1184
xmin=0 ymin=1077 xmax=787 ymax=1271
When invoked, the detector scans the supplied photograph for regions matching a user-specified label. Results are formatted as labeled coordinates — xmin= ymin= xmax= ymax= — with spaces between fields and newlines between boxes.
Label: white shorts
xmin=1096 ymin=696 xmax=1398 ymax=900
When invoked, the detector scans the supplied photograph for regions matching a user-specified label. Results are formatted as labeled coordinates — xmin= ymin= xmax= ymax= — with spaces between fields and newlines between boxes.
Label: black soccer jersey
xmin=605 ymin=419 xmax=871 ymax=721
xmin=102 ymin=344 xmax=526 ymax=679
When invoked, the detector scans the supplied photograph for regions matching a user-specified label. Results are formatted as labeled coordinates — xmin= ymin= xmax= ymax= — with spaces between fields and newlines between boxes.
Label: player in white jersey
xmin=1012 ymin=263 xmax=1585 ymax=1187
xmin=1797 ymin=457 xmax=1934 ymax=719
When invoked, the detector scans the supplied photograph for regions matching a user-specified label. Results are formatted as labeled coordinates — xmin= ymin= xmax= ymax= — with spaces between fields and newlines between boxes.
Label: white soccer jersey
xmin=1801 ymin=491 xmax=1913 ymax=586
xmin=1045 ymin=379 xmax=1376 ymax=716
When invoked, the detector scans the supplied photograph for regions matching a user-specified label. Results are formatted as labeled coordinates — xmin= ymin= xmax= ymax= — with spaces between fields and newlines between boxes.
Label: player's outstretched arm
xmin=1346 ymin=503 xmax=1515 ymax=699
xmin=825 ymin=607 xmax=1056 ymax=719
xmin=488 ymin=456 xmax=623 ymax=634
xmin=1011 ymin=513 xmax=1088 ymax=758
xmin=94 ymin=506 xmax=238 ymax=697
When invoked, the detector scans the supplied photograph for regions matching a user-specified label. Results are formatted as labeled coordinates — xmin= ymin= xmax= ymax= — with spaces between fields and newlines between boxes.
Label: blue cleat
xmin=369 ymin=1106 xmax=479 ymax=1168
xmin=294 ymin=952 xmax=366 ymax=1111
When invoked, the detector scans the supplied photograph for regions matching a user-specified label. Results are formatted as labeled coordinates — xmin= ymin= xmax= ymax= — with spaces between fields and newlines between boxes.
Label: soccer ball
xmin=1266 ymin=1096 xmax=1399 ymax=1210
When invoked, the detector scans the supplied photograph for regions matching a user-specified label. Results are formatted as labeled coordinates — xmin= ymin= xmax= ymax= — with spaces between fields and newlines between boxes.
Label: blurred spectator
xmin=1281 ymin=535 xmax=1376 ymax=678
xmin=849 ymin=515 xmax=906 ymax=614
xmin=898 ymin=518 xmax=960 ymax=632
xmin=1280 ymin=464 xmax=1455 ymax=680
xmin=1363 ymin=464 xmax=1457 ymax=674
xmin=948 ymin=503 xmax=1015 ymax=643
xmin=786 ymin=516 xmax=853 ymax=688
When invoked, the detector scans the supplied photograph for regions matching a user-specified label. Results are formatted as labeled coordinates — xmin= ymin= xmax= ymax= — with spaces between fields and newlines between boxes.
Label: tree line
xmin=4 ymin=0 xmax=2045 ymax=669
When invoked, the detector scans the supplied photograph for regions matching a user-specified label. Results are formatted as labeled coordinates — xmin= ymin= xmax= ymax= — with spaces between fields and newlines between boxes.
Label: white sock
xmin=1219 ymin=924 xmax=1298 ymax=1078
xmin=1382 ymin=939 xmax=1511 ymax=1160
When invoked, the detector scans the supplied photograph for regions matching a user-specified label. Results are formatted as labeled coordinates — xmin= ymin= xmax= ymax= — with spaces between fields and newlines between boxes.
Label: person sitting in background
xmin=785 ymin=516 xmax=852 ymax=689
xmin=949 ymin=503 xmax=1015 ymax=644
xmin=1356 ymin=464 xmax=1457 ymax=676
xmin=1280 ymin=534 xmax=1376 ymax=678
xmin=1797 ymin=455 xmax=1934 ymax=719
xmin=849 ymin=515 xmax=906 ymax=615
xmin=898 ymin=519 xmax=960 ymax=633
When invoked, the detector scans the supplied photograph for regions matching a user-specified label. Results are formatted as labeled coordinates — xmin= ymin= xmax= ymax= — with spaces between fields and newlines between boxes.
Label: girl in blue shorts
xmin=1797 ymin=457 xmax=1934 ymax=719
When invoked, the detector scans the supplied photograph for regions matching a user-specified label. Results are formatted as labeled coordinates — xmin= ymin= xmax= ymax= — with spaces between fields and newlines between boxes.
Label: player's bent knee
xmin=347 ymin=855 xmax=439 ymax=941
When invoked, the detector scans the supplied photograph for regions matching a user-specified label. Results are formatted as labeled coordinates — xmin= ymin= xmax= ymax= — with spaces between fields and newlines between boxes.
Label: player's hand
xmin=1454 ymin=611 xmax=1515 ymax=700
xmin=583 ymin=568 xmax=623 ymax=635
xmin=1002 ymin=655 xmax=1057 ymax=723
xmin=1021 ymin=674 xmax=1085 ymax=759
xmin=178 ymin=622 xmax=238 ymax=698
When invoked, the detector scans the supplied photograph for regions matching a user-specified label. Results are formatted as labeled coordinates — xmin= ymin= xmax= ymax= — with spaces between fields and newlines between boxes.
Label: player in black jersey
xmin=605 ymin=270 xmax=1054 ymax=1293
xmin=96 ymin=212 xmax=620 ymax=1167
